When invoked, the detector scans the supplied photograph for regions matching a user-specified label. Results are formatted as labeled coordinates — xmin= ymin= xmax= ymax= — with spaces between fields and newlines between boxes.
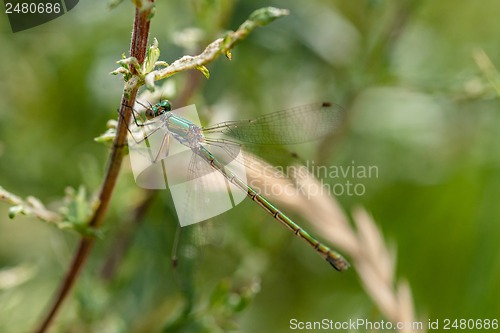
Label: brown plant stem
xmin=33 ymin=5 xmax=154 ymax=333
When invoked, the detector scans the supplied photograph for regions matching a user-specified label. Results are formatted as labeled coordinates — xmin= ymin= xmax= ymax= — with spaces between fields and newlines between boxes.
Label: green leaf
xmin=196 ymin=65 xmax=210 ymax=79
xmin=59 ymin=186 xmax=91 ymax=229
xmin=57 ymin=186 xmax=104 ymax=237
xmin=117 ymin=56 xmax=140 ymax=68
xmin=249 ymin=7 xmax=289 ymax=26
xmin=154 ymin=61 xmax=168 ymax=67
xmin=94 ymin=119 xmax=117 ymax=144
xmin=145 ymin=38 xmax=161 ymax=73
xmin=110 ymin=67 xmax=129 ymax=76
xmin=94 ymin=128 xmax=116 ymax=144
xmin=8 ymin=205 xmax=24 ymax=219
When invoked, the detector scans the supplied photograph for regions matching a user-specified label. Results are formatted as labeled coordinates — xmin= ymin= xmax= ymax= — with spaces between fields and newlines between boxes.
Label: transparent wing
xmin=127 ymin=117 xmax=172 ymax=189
xmin=175 ymin=152 xmax=228 ymax=226
xmin=171 ymin=152 xmax=227 ymax=298
xmin=205 ymin=138 xmax=288 ymax=182
xmin=202 ymin=102 xmax=345 ymax=145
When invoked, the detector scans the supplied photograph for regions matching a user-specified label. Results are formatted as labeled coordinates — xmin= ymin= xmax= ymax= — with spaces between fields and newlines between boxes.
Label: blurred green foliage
xmin=1 ymin=0 xmax=500 ymax=332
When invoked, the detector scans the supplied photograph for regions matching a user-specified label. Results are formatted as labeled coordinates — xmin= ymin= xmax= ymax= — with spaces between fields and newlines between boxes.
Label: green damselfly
xmin=126 ymin=100 xmax=349 ymax=271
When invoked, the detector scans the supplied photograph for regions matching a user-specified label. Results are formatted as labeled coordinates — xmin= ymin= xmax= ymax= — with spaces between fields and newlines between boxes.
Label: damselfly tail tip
xmin=326 ymin=256 xmax=350 ymax=271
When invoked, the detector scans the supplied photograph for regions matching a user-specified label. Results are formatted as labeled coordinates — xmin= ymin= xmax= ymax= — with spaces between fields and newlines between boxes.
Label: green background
xmin=1 ymin=0 xmax=499 ymax=332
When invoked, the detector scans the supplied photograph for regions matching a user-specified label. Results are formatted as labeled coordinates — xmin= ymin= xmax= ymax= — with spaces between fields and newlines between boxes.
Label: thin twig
xmin=146 ymin=7 xmax=289 ymax=82
xmin=0 ymin=186 xmax=61 ymax=224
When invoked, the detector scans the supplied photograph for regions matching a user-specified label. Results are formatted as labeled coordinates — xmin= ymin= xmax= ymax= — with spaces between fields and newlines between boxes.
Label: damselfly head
xmin=145 ymin=100 xmax=172 ymax=119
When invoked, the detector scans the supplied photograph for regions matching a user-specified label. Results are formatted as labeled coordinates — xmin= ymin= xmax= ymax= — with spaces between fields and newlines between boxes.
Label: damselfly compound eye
xmin=145 ymin=108 xmax=155 ymax=119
